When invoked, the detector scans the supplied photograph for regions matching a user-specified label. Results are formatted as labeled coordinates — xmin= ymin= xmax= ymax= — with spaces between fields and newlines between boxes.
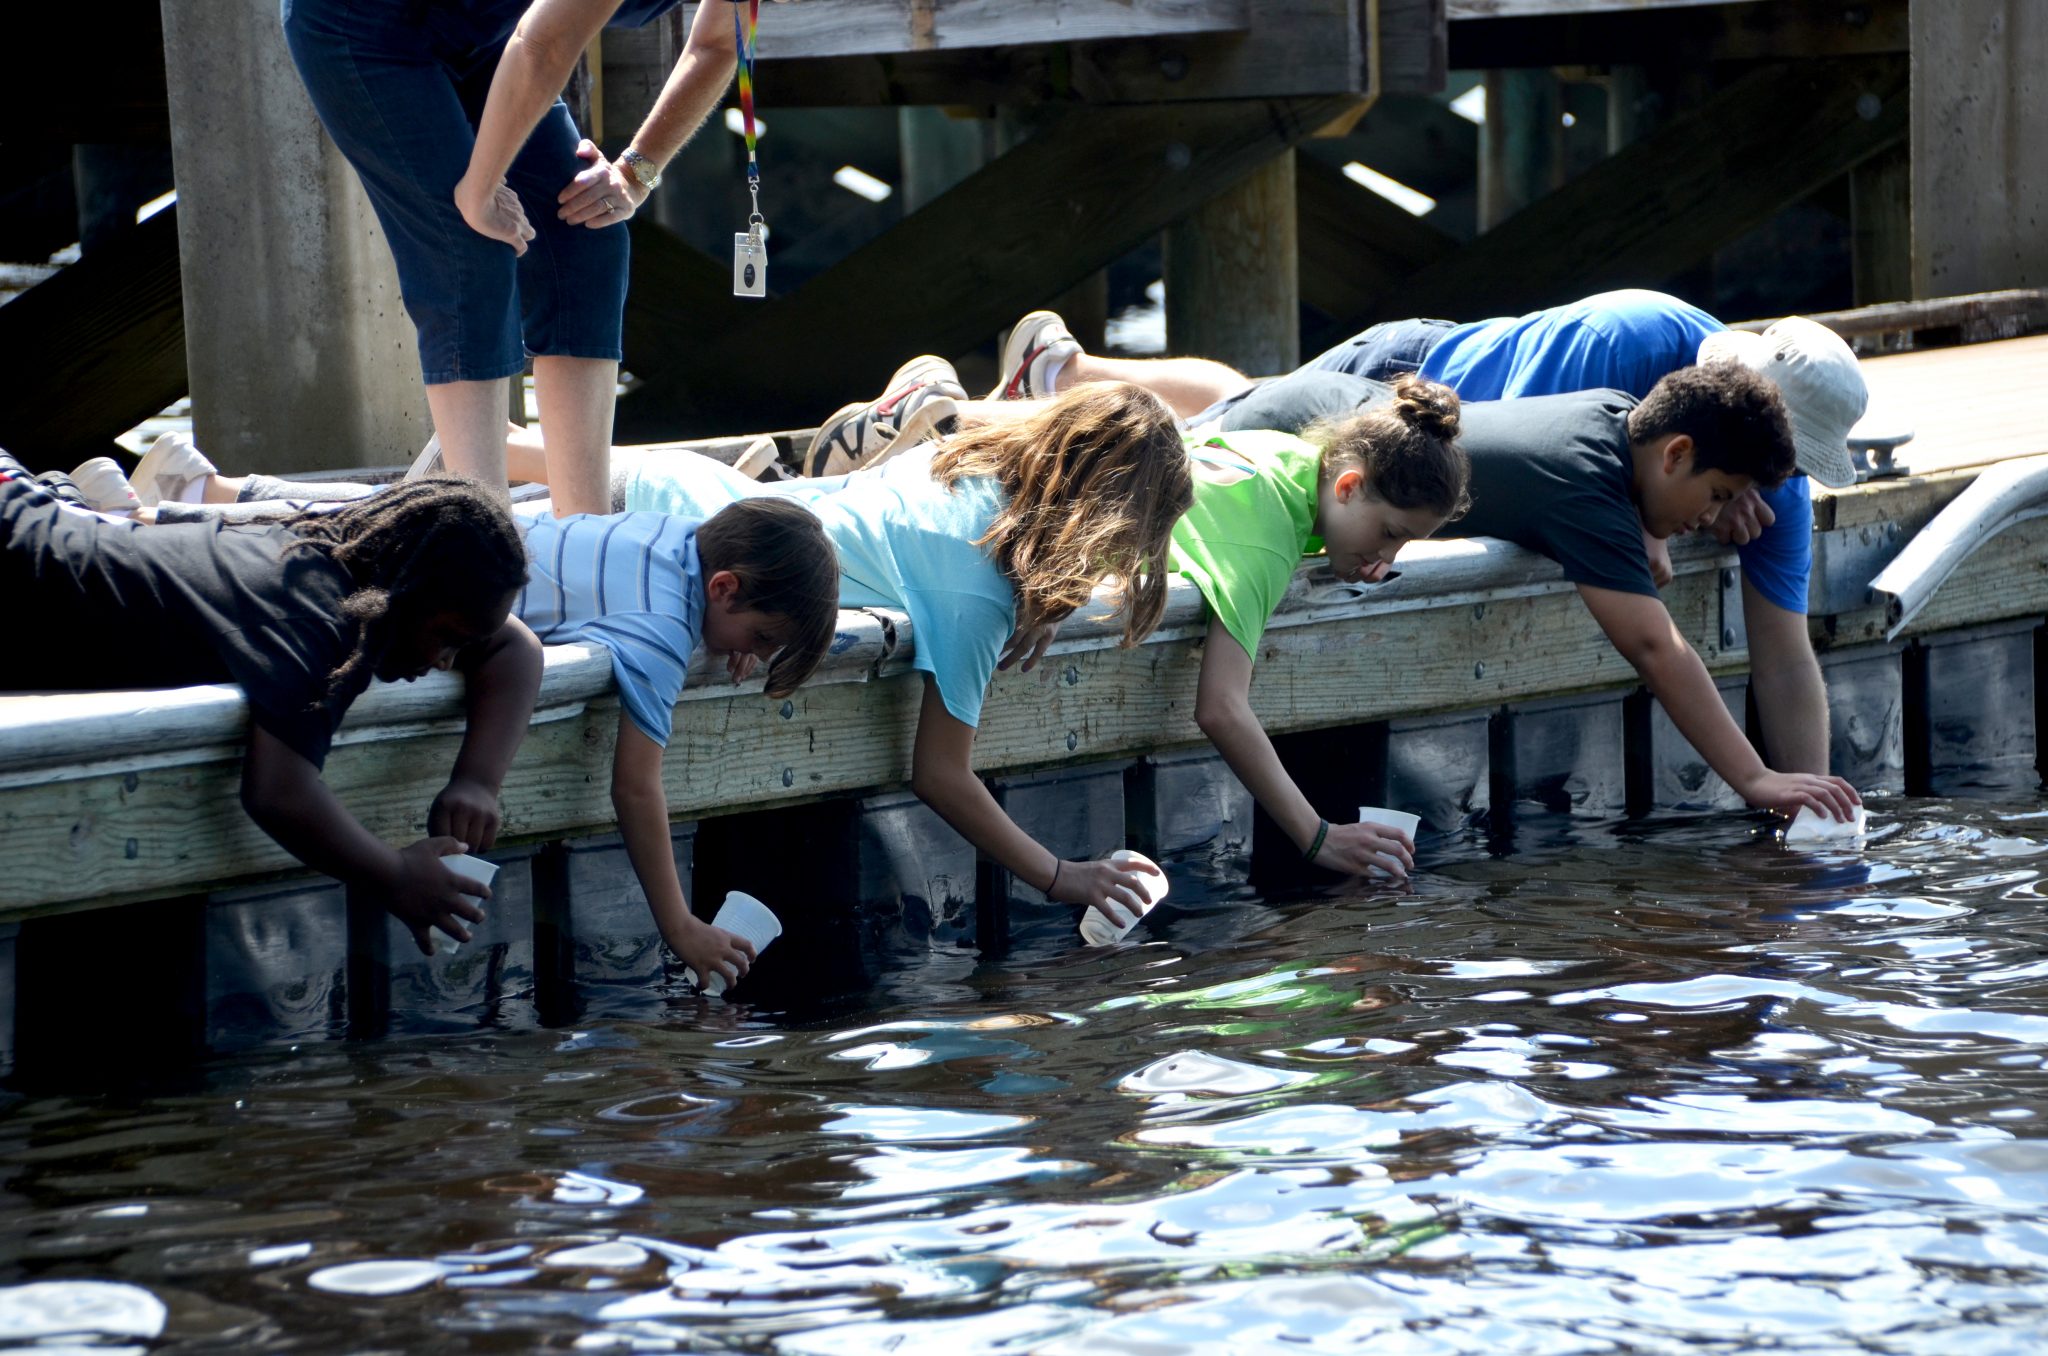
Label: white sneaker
xmin=404 ymin=432 xmax=444 ymax=481
xmin=68 ymin=457 xmax=141 ymax=514
xmin=991 ymin=310 xmax=1081 ymax=401
xmin=129 ymin=432 xmax=218 ymax=507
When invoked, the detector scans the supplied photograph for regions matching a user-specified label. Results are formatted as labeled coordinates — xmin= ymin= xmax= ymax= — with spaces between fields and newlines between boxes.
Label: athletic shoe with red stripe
xmin=991 ymin=310 xmax=1081 ymax=401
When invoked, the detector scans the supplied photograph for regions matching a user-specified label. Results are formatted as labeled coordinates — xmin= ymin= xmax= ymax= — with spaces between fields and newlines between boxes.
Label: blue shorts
xmin=1739 ymin=475 xmax=1813 ymax=616
xmin=1301 ymin=318 xmax=1457 ymax=381
xmin=282 ymin=0 xmax=630 ymax=384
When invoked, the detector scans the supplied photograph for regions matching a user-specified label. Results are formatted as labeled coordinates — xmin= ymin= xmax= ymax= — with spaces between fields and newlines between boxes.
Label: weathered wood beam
xmin=678 ymin=0 xmax=1250 ymax=59
xmin=1328 ymin=56 xmax=1907 ymax=338
xmin=1910 ymin=0 xmax=2048 ymax=299
xmin=1449 ymin=0 xmax=1763 ymax=16
xmin=608 ymin=0 xmax=1370 ymax=108
xmin=618 ymin=94 xmax=1361 ymax=437
xmin=1447 ymin=0 xmax=1905 ymax=67
xmin=1297 ymin=152 xmax=1459 ymax=325
xmin=1729 ymin=290 xmax=2048 ymax=353
xmin=0 ymin=206 xmax=183 ymax=472
xmin=1374 ymin=0 xmax=1448 ymax=96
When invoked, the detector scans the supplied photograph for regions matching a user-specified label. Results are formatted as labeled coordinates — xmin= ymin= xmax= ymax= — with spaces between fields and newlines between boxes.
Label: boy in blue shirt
xmin=519 ymin=497 xmax=839 ymax=992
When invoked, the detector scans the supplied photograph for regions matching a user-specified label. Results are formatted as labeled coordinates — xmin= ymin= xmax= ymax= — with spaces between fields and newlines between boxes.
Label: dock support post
xmin=1910 ymin=0 xmax=2048 ymax=297
xmin=1851 ymin=145 xmax=1912 ymax=307
xmin=1249 ymin=725 xmax=1387 ymax=895
xmin=1165 ymin=152 xmax=1299 ymax=377
xmin=158 ymin=0 xmax=430 ymax=472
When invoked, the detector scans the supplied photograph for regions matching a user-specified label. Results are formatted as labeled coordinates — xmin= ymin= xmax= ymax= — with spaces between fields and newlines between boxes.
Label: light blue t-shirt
xmin=517 ymin=511 xmax=705 ymax=747
xmin=625 ymin=448 xmax=1015 ymax=727
xmin=1419 ymin=289 xmax=1812 ymax=616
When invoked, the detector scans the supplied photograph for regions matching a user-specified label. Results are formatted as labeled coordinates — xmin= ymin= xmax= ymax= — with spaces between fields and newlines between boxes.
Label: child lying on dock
xmin=0 ymin=455 xmax=545 ymax=954
xmin=1200 ymin=362 xmax=1863 ymax=824
xmin=1170 ymin=375 xmax=1470 ymax=878
xmin=515 ymin=496 xmax=840 ymax=993
xmin=989 ymin=295 xmax=1865 ymax=782
xmin=612 ymin=382 xmax=1191 ymax=927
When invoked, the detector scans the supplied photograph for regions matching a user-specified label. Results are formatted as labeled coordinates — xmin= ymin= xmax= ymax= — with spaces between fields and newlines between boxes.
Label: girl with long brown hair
xmin=617 ymin=380 xmax=1194 ymax=920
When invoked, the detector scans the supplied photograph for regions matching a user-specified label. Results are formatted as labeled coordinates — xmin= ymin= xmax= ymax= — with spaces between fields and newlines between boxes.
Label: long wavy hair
xmin=931 ymin=381 xmax=1193 ymax=645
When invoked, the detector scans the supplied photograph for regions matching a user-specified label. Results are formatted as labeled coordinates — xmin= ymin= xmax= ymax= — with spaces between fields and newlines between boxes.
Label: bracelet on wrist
xmin=1047 ymin=858 xmax=1063 ymax=895
xmin=1304 ymin=819 xmax=1330 ymax=863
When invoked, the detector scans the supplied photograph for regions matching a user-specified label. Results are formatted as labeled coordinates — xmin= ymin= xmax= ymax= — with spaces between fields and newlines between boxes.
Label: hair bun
xmin=1389 ymin=373 xmax=1461 ymax=441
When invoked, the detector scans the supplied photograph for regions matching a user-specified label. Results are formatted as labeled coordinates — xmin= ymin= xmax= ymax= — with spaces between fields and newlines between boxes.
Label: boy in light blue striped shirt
xmin=519 ymin=498 xmax=839 ymax=991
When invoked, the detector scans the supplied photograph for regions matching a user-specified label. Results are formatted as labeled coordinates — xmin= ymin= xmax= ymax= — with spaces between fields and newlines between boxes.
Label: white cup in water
xmin=1354 ymin=808 xmax=1422 ymax=879
xmin=704 ymin=890 xmax=783 ymax=996
xmin=1783 ymin=804 xmax=1869 ymax=846
xmin=1078 ymin=850 xmax=1170 ymax=947
xmin=1356 ymin=807 xmax=1421 ymax=838
xmin=432 ymin=853 xmax=497 ymax=955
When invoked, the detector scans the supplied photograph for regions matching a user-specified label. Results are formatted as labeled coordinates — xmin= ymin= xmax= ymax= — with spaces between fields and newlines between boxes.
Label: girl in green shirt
xmin=1171 ymin=374 xmax=1469 ymax=879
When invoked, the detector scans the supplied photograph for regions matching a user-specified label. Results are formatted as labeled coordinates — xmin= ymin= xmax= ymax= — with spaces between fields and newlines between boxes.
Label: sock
xmin=177 ymin=476 xmax=207 ymax=504
xmin=1041 ymin=353 xmax=1070 ymax=393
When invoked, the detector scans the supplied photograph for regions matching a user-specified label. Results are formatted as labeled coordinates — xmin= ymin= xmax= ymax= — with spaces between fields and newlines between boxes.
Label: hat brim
xmin=1794 ymin=424 xmax=1859 ymax=489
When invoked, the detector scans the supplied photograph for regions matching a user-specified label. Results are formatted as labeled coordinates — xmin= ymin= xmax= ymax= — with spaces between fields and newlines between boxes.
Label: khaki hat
xmin=1697 ymin=317 xmax=1867 ymax=488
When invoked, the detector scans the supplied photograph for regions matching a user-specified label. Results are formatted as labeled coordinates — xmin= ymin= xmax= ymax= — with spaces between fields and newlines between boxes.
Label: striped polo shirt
xmin=516 ymin=511 xmax=706 ymax=746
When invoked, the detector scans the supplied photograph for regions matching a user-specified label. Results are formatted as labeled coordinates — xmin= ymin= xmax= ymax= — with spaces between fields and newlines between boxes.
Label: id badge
xmin=733 ymin=232 xmax=767 ymax=298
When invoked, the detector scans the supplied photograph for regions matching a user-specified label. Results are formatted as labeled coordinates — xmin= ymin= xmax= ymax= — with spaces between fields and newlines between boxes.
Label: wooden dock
xmin=1 ymin=335 xmax=2044 ymax=1068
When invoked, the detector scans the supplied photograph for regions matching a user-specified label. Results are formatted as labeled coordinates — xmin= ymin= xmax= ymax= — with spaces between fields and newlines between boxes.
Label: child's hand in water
xmin=1314 ymin=822 xmax=1414 ymax=880
xmin=430 ymin=776 xmax=503 ymax=851
xmin=1047 ymin=857 xmax=1156 ymax=926
xmin=390 ymin=837 xmax=490 ymax=956
xmin=1741 ymin=771 xmax=1863 ymax=823
xmin=671 ymin=915 xmax=759 ymax=992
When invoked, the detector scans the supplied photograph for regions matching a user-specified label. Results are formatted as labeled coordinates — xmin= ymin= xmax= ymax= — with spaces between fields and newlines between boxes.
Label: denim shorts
xmin=281 ymin=0 xmax=636 ymax=384
xmin=1301 ymin=317 xmax=1458 ymax=381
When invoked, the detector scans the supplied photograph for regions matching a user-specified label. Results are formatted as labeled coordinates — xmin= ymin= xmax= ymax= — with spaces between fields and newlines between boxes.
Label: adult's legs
xmin=283 ymin=0 xmax=530 ymax=495
xmin=499 ymin=84 xmax=630 ymax=518
xmin=426 ymin=380 xmax=511 ymax=492
xmin=531 ymin=356 xmax=618 ymax=516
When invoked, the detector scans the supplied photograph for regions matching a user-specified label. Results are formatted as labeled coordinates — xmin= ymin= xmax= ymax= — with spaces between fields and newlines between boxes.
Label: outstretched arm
xmin=909 ymin=677 xmax=1157 ymax=924
xmin=1193 ymin=619 xmax=1411 ymax=878
xmin=1742 ymin=581 xmax=1831 ymax=775
xmin=431 ymin=618 xmax=545 ymax=850
xmin=241 ymin=727 xmax=486 ymax=955
xmin=1576 ymin=583 xmax=1860 ymax=819
xmin=611 ymin=713 xmax=754 ymax=990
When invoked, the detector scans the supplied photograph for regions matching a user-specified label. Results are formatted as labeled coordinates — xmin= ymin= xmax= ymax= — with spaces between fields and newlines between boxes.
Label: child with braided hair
xmin=1 ymin=460 xmax=544 ymax=954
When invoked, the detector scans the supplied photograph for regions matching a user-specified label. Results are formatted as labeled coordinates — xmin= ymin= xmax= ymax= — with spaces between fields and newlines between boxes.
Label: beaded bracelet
xmin=1304 ymin=818 xmax=1330 ymax=863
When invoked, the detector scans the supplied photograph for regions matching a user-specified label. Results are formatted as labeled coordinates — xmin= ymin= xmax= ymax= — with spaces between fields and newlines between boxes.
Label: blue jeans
xmin=281 ymin=0 xmax=631 ymax=384
xmin=1301 ymin=317 xmax=1458 ymax=381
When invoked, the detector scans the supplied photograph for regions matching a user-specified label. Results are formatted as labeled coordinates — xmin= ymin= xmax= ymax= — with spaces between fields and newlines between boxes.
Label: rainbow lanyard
xmin=731 ymin=0 xmax=763 ymax=235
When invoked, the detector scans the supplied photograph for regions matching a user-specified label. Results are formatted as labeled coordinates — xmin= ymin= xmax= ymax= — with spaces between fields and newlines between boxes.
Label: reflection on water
xmin=4 ymin=797 xmax=2048 ymax=1351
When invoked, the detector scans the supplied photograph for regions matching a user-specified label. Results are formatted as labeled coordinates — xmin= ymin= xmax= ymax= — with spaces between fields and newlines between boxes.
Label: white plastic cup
xmin=704 ymin=890 xmax=783 ymax=996
xmin=1356 ymin=807 xmax=1422 ymax=838
xmin=433 ymin=853 xmax=497 ymax=954
xmin=1078 ymin=850 xmax=1170 ymax=946
xmin=1783 ymin=804 xmax=1869 ymax=846
xmin=443 ymin=853 xmax=499 ymax=890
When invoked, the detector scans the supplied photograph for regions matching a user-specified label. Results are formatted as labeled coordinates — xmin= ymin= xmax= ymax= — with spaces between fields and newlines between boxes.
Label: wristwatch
xmin=619 ymin=148 xmax=662 ymax=192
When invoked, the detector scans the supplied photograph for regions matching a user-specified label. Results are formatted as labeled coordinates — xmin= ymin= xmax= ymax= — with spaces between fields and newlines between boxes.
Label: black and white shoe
xmin=805 ymin=355 xmax=966 ymax=478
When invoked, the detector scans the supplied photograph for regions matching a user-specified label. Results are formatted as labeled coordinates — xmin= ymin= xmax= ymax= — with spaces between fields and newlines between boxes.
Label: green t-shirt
xmin=1168 ymin=429 xmax=1325 ymax=660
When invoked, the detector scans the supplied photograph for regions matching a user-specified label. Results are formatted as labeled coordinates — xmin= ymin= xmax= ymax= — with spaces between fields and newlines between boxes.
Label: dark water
xmin=5 ymin=798 xmax=2048 ymax=1353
